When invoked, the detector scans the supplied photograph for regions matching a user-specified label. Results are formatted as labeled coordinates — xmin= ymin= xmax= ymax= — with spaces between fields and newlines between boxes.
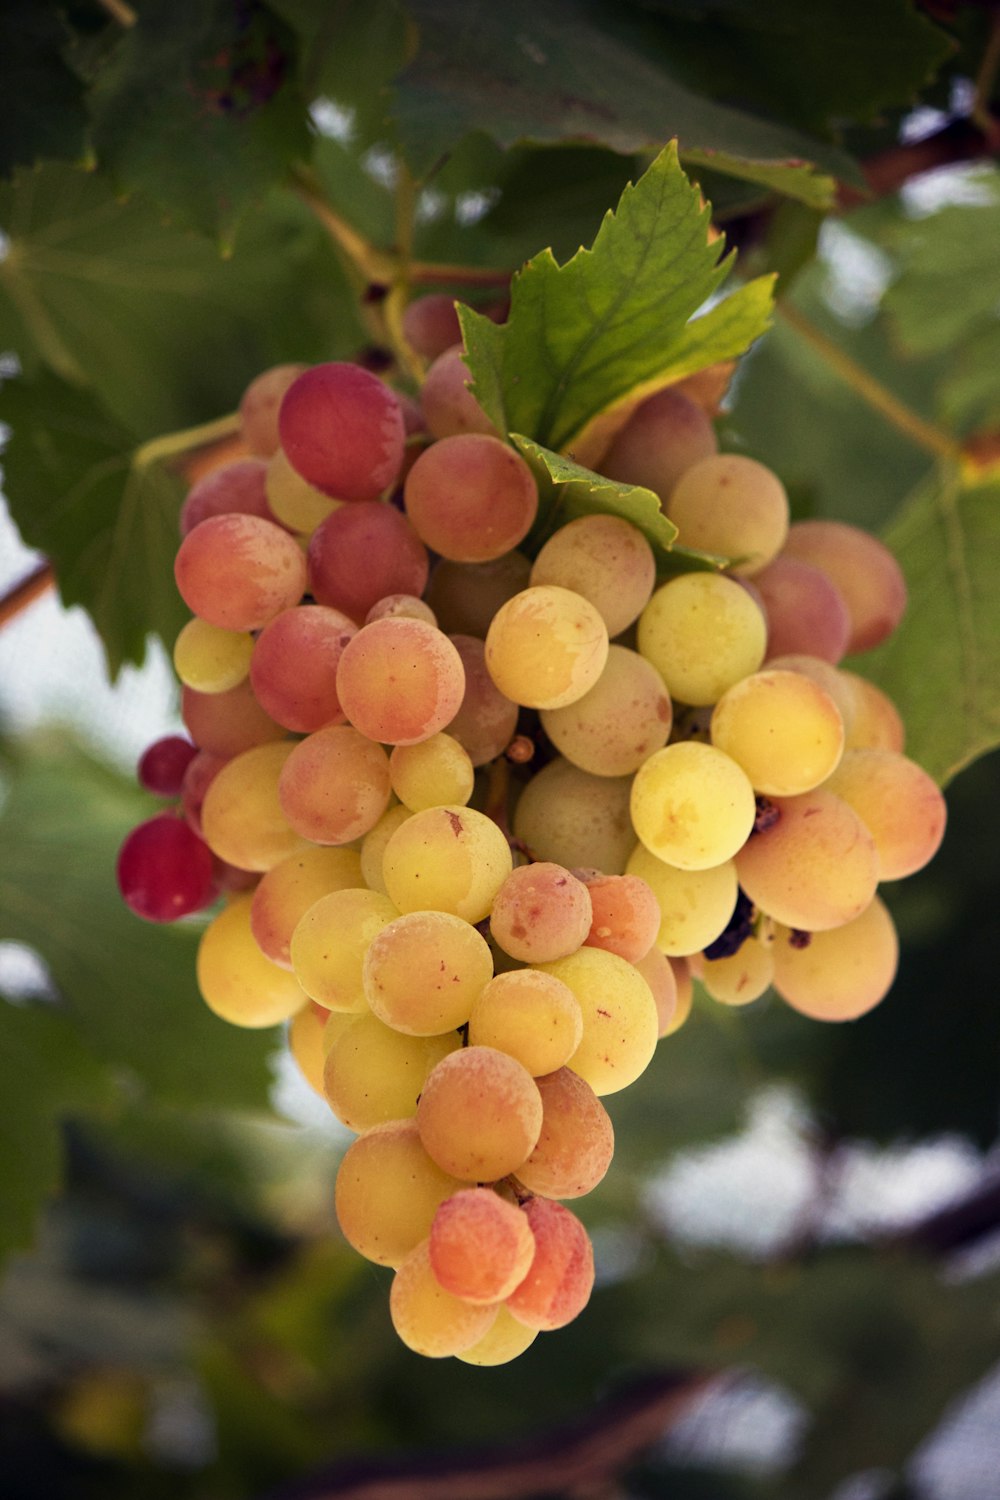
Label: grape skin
xmin=197 ymin=893 xmax=309 ymax=1028
xmin=336 ymin=618 xmax=466 ymax=748
xmin=515 ymin=1067 xmax=615 ymax=1199
xmin=390 ymin=1239 xmax=498 ymax=1358
xmin=278 ymin=362 xmax=406 ymax=502
xmin=335 ymin=1120 xmax=465 ymax=1268
xmin=771 ymin=897 xmax=898 ymax=1021
xmin=630 ymin=741 xmax=757 ymax=871
xmin=485 ymin=585 xmax=609 ymax=711
xmin=174 ymin=513 xmax=307 ymax=632
xmin=416 ymin=1046 xmax=544 ymax=1182
xmin=429 ymin=1188 xmax=536 ymax=1303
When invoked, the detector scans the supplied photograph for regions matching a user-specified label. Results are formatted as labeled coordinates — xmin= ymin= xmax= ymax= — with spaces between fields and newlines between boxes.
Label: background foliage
xmin=1 ymin=2 xmax=999 ymax=1497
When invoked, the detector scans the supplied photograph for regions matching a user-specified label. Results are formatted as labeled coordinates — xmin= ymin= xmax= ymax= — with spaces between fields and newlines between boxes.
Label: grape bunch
xmin=118 ymin=301 xmax=947 ymax=1363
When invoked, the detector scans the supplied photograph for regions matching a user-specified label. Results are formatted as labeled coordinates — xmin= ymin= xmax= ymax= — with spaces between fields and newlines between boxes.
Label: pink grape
xmin=137 ymin=735 xmax=197 ymax=797
xmin=444 ymin=634 xmax=519 ymax=766
xmin=489 ymin=862 xmax=593 ymax=963
xmin=581 ymin=872 xmax=661 ymax=963
xmin=278 ymin=725 xmax=392 ymax=844
xmin=420 ymin=345 xmax=499 ymax=440
xmin=754 ymin=555 xmax=851 ymax=664
xmin=336 ymin=618 xmax=466 ymax=746
xmin=250 ymin=605 xmax=357 ymax=733
xmin=180 ymin=750 xmax=228 ymax=834
xmin=307 ymin=501 xmax=429 ymax=622
xmin=278 ymin=362 xmax=406 ymax=501
xmin=599 ymin=386 xmax=718 ymax=501
xmin=179 ymin=459 xmax=282 ymax=536
xmin=429 ymin=1189 xmax=536 ymax=1303
xmin=117 ymin=813 xmax=216 ymax=923
xmin=516 ymin=1067 xmax=614 ymax=1199
xmin=174 ymin=514 xmax=307 ymax=632
xmin=505 ymin=1198 xmax=594 ymax=1331
xmin=238 ymin=363 xmax=308 ymax=456
xmin=402 ymin=294 xmax=463 ymax=360
xmin=181 ymin=680 xmax=286 ymax=758
xmin=782 ymin=519 xmax=907 ymax=654
xmin=404 ymin=434 xmax=538 ymax=562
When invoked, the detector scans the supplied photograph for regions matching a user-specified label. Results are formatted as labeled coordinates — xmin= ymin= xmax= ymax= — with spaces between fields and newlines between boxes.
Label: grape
xmin=404 ymin=434 xmax=539 ymax=562
xmin=137 ymin=735 xmax=197 ymax=798
xmin=174 ymin=514 xmax=307 ymax=632
xmin=425 ymin=551 xmax=531 ymax=636
xmin=630 ymin=742 xmax=757 ymax=870
xmin=665 ymin=454 xmax=788 ymax=575
xmin=781 ymin=519 xmax=907 ymax=654
xmin=822 ymin=748 xmax=947 ymax=879
xmin=771 ymin=897 xmax=898 ymax=1021
xmin=838 ymin=670 xmax=906 ymax=753
xmin=538 ymin=947 xmax=658 ymax=1095
xmin=710 ymin=669 xmax=845 ymax=796
xmin=638 ymin=572 xmax=766 ymax=707
xmin=250 ymin=605 xmax=357 ymax=733
xmin=699 ymin=933 xmax=774 ymax=1006
xmin=238 ymin=363 xmax=308 ymax=457
xmin=278 ymin=362 xmax=406 ymax=501
xmin=288 ymin=1004 xmax=328 ymax=1094
xmin=250 ymin=846 xmax=363 ymax=969
xmin=179 ymin=458 xmax=277 ymax=536
xmin=265 ymin=447 xmax=341 ymax=533
xmin=625 ymin=844 xmax=739 ymax=956
xmin=443 ymin=635 xmax=519 ymax=767
xmin=277 ymin=725 xmax=392 ymax=845
xmin=485 ymin=586 xmax=609 ymax=710
xmin=456 ymin=1306 xmax=539 ymax=1365
xmin=382 ymin=805 xmax=513 ymax=922
xmin=180 ymin=749 xmax=228 ymax=834
xmin=117 ymin=813 xmax=216 ymax=922
xmin=513 ymin=758 xmax=635 ymax=875
xmin=515 ymin=1067 xmax=614 ymax=1199
xmin=489 ymin=862 xmax=593 ymax=963
xmin=324 ymin=1013 xmax=460 ymax=1131
xmin=735 ymin=788 xmax=879 ymax=931
xmin=675 ymin=361 xmax=734 ymax=415
xmin=197 ymin=893 xmax=308 ymax=1027
xmin=181 ymin=679 xmax=286 ymax=758
xmin=581 ymin=872 xmax=662 ymax=963
xmin=467 ymin=969 xmax=583 ymax=1077
xmin=336 ymin=619 xmax=466 ymax=747
xmin=390 ymin=1239 xmax=498 ymax=1358
xmin=363 ymin=910 xmax=494 ymax=1035
xmin=599 ymin=387 xmax=718 ymax=500
xmin=173 ymin=618 xmax=254 ymax=694
xmin=540 ymin=646 xmax=671 ymax=777
xmin=290 ymin=887 xmax=399 ymax=1011
xmin=663 ymin=956 xmax=694 ymax=1034
xmin=505 ymin=1198 xmax=594 ymax=1332
xmin=420 ymin=345 xmax=499 ymax=440
xmin=335 ymin=1121 xmax=465 ymax=1267
xmin=402 ymin=294 xmax=463 ymax=360
xmin=416 ymin=1046 xmax=544 ymax=1181
xmin=307 ymin=502 xmax=429 ymax=622
xmin=201 ymin=742 xmax=302 ymax=872
xmin=753 ymin=555 xmax=851 ymax=664
xmin=763 ymin=653 xmax=858 ymax=732
xmin=360 ymin=804 xmax=412 ymax=895
xmin=389 ymin=733 xmax=475 ymax=811
xmin=429 ymin=1188 xmax=536 ymax=1302
xmin=529 ymin=515 xmax=655 ymax=638
xmin=632 ymin=946 xmax=679 ymax=1035
xmin=366 ymin=594 xmax=437 ymax=626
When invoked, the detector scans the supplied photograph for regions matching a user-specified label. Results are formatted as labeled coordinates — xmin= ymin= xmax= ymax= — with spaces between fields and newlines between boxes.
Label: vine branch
xmin=0 ymin=562 xmax=55 ymax=628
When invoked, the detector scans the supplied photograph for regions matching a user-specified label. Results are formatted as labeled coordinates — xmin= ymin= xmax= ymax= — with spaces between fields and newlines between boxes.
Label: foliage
xmin=2 ymin=2 xmax=1000 ymax=1498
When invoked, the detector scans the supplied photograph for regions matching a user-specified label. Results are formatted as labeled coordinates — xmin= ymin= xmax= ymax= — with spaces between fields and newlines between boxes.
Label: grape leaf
xmin=0 ymin=372 xmax=189 ymax=677
xmin=395 ymin=0 xmax=855 ymax=201
xmin=458 ymin=144 xmax=774 ymax=455
xmin=860 ymin=468 xmax=1000 ymax=786
xmin=0 ymin=998 xmax=114 ymax=1265
xmin=0 ymin=2 xmax=88 ymax=178
xmin=0 ymin=743 xmax=276 ymax=1112
xmin=88 ymin=0 xmax=311 ymax=244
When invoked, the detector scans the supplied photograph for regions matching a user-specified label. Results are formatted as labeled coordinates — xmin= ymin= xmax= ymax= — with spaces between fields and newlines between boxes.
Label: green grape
xmin=823 ymin=749 xmax=945 ymax=879
xmin=515 ymin=1067 xmax=614 ymax=1199
xmin=197 ymin=893 xmax=308 ymax=1028
xmin=540 ymin=646 xmax=672 ymax=777
xmin=265 ymin=447 xmax=341 ymax=534
xmin=625 ymin=844 xmax=738 ymax=956
xmin=513 ymin=758 xmax=635 ymax=875
xmin=250 ymin=845 xmax=363 ymax=968
xmin=390 ymin=1239 xmax=498 ymax=1358
xmin=363 ymin=910 xmax=494 ymax=1035
xmin=416 ymin=1046 xmax=544 ymax=1182
xmin=529 ymin=514 xmax=656 ymax=637
xmin=710 ymin=668 xmax=845 ymax=796
xmin=382 ymin=805 xmax=513 ymax=922
xmin=638 ymin=572 xmax=766 ymax=706
xmin=428 ymin=1188 xmax=536 ymax=1302
xmin=335 ymin=1120 xmax=466 ymax=1268
xmin=630 ymin=742 xmax=756 ymax=870
xmin=538 ymin=947 xmax=657 ymax=1096
xmin=200 ymin=741 xmax=303 ymax=872
xmin=389 ymin=733 xmax=475 ymax=811
xmin=771 ymin=897 xmax=898 ymax=1021
xmin=324 ymin=1013 xmax=460 ymax=1131
xmin=290 ymin=887 xmax=399 ymax=1011
xmin=467 ymin=969 xmax=583 ymax=1076
xmin=485 ymin=585 xmax=609 ymax=710
xmin=173 ymin=617 xmax=254 ymax=694
xmin=735 ymin=788 xmax=879 ymax=931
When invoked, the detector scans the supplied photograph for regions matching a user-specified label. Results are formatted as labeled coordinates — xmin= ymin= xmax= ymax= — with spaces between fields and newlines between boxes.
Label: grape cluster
xmin=118 ymin=304 xmax=946 ymax=1362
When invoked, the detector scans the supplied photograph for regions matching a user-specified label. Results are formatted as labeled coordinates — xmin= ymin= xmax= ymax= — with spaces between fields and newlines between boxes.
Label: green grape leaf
xmin=0 ymin=163 xmax=366 ymax=437
xmin=0 ymin=743 xmax=276 ymax=1112
xmin=271 ymin=0 xmax=409 ymax=143
xmin=0 ymin=2 xmax=88 ymax=178
xmin=458 ymin=144 xmax=774 ymax=455
xmin=0 ymin=372 xmax=189 ymax=677
xmin=860 ymin=468 xmax=1000 ymax=786
xmin=88 ymin=0 xmax=311 ymax=244
xmin=395 ymin=0 xmax=856 ymax=199
xmin=0 ymin=998 xmax=114 ymax=1265
xmin=513 ymin=437 xmax=724 ymax=577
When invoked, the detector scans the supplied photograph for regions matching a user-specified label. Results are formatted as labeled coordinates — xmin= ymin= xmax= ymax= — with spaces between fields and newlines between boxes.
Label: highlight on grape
xmin=117 ymin=331 xmax=946 ymax=1364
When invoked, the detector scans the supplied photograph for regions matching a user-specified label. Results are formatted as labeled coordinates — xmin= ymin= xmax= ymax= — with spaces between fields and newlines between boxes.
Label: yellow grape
xmin=456 ymin=1306 xmax=539 ymax=1365
xmin=638 ymin=572 xmax=766 ymax=706
xmin=735 ymin=789 xmax=879 ymax=932
xmin=363 ymin=910 xmax=494 ymax=1035
xmin=290 ymin=887 xmax=399 ymax=1011
xmin=699 ymin=934 xmax=774 ymax=1006
xmin=288 ymin=1004 xmax=328 ymax=1093
xmin=360 ymin=804 xmax=412 ymax=895
xmin=468 ymin=969 xmax=583 ymax=1077
xmin=389 ymin=733 xmax=475 ymax=811
xmin=265 ymin=446 xmax=340 ymax=533
xmin=250 ymin=845 xmax=363 ymax=968
xmin=382 ymin=805 xmax=513 ymax=922
xmin=665 ymin=454 xmax=788 ymax=576
xmin=822 ymin=748 xmax=946 ymax=879
xmin=173 ymin=617 xmax=254 ymax=694
xmin=390 ymin=1239 xmax=498 ymax=1358
xmin=197 ymin=893 xmax=308 ymax=1028
xmin=485 ymin=585 xmax=609 ymax=710
xmin=771 ymin=897 xmax=898 ymax=1021
xmin=200 ymin=742 xmax=303 ymax=872
xmin=416 ymin=1046 xmax=543 ymax=1182
xmin=630 ymin=742 xmax=756 ymax=870
xmin=324 ymin=1013 xmax=460 ymax=1131
xmin=540 ymin=646 xmax=672 ymax=777
xmin=538 ymin=947 xmax=657 ymax=1096
xmin=335 ymin=1120 xmax=465 ymax=1267
xmin=529 ymin=514 xmax=656 ymax=637
xmin=626 ymin=844 xmax=738 ymax=956
xmin=710 ymin=669 xmax=844 ymax=796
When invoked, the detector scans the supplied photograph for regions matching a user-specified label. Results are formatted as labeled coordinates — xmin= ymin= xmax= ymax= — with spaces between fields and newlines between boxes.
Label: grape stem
xmin=0 ymin=561 xmax=55 ymax=627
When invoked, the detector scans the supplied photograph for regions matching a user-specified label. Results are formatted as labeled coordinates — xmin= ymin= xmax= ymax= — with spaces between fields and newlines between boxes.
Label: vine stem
xmin=134 ymin=411 xmax=241 ymax=470
xmin=777 ymin=302 xmax=962 ymax=462
xmin=0 ymin=562 xmax=55 ymax=628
